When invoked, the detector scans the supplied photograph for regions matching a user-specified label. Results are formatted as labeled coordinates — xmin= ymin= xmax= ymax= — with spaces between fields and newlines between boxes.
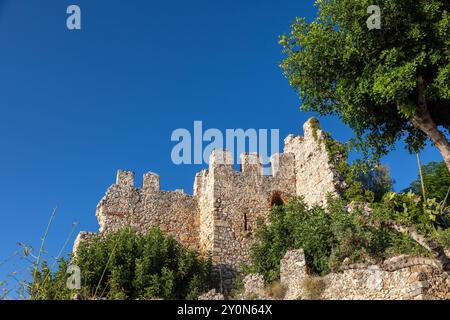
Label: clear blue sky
xmin=0 ymin=0 xmax=442 ymax=295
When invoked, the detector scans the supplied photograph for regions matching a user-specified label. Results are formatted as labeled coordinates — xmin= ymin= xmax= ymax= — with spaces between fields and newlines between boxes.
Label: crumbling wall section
xmin=279 ymin=250 xmax=450 ymax=300
xmin=285 ymin=119 xmax=343 ymax=206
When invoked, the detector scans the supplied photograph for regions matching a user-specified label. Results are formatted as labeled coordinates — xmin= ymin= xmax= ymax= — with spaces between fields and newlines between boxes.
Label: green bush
xmin=249 ymin=197 xmax=426 ymax=282
xmin=30 ymin=226 xmax=215 ymax=300
xmin=29 ymin=259 xmax=73 ymax=300
xmin=401 ymin=161 xmax=450 ymax=230
xmin=373 ymin=190 xmax=450 ymax=233
xmin=434 ymin=229 xmax=450 ymax=249
xmin=374 ymin=192 xmax=431 ymax=231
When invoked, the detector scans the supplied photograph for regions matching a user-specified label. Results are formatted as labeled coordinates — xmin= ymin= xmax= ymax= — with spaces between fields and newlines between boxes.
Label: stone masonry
xmin=73 ymin=119 xmax=343 ymax=289
xmin=277 ymin=249 xmax=449 ymax=300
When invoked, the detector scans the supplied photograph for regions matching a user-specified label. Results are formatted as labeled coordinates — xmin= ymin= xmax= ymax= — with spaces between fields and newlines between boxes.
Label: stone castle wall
xmin=193 ymin=150 xmax=297 ymax=286
xmin=285 ymin=119 xmax=343 ymax=207
xmin=74 ymin=119 xmax=343 ymax=287
xmin=278 ymin=250 xmax=449 ymax=300
xmin=95 ymin=170 xmax=200 ymax=250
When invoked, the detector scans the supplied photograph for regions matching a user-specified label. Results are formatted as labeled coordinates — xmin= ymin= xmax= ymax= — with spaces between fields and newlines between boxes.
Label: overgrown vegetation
xmin=406 ymin=161 xmax=450 ymax=203
xmin=30 ymin=227 xmax=215 ymax=300
xmin=310 ymin=118 xmax=394 ymax=203
xmin=248 ymin=154 xmax=450 ymax=284
xmin=248 ymin=197 xmax=428 ymax=282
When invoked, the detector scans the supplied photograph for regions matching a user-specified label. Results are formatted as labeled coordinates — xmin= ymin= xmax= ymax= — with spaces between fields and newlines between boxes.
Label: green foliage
xmin=29 ymin=259 xmax=73 ymax=300
xmin=249 ymin=197 xmax=425 ymax=282
xmin=358 ymin=165 xmax=394 ymax=202
xmin=280 ymin=0 xmax=450 ymax=160
xmin=407 ymin=161 xmax=450 ymax=201
xmin=375 ymin=190 xmax=450 ymax=232
xmin=315 ymin=122 xmax=393 ymax=202
xmin=434 ymin=228 xmax=450 ymax=248
xmin=375 ymin=192 xmax=430 ymax=231
xmin=30 ymin=227 xmax=215 ymax=300
xmin=228 ymin=273 xmax=245 ymax=299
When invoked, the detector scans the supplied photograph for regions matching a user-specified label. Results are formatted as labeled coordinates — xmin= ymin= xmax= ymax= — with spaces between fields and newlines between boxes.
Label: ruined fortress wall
xmin=285 ymin=119 xmax=342 ymax=207
xmin=321 ymin=265 xmax=449 ymax=300
xmin=96 ymin=170 xmax=200 ymax=250
xmin=74 ymin=119 xmax=344 ymax=286
xmin=193 ymin=150 xmax=297 ymax=284
xmin=194 ymin=169 xmax=215 ymax=255
xmin=280 ymin=250 xmax=450 ymax=300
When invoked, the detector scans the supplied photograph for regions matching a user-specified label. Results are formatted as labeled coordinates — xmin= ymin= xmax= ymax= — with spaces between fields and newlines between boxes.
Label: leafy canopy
xmin=280 ymin=0 xmax=450 ymax=157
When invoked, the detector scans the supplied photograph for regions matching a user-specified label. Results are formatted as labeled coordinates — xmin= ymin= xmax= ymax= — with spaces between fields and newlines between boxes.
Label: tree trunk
xmin=412 ymin=77 xmax=450 ymax=173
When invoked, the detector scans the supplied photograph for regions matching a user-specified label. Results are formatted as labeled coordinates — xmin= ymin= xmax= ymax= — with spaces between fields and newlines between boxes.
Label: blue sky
xmin=0 ymin=0 xmax=442 ymax=295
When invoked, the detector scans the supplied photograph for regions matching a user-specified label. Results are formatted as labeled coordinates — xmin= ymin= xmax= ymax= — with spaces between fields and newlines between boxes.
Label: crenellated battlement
xmin=76 ymin=118 xmax=343 ymax=291
xmin=116 ymin=170 xmax=134 ymax=187
xmin=240 ymin=153 xmax=262 ymax=175
xmin=114 ymin=170 xmax=161 ymax=192
xmin=143 ymin=172 xmax=160 ymax=191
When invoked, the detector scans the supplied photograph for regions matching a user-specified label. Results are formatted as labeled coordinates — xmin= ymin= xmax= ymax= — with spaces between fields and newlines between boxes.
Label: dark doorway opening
xmin=270 ymin=191 xmax=284 ymax=207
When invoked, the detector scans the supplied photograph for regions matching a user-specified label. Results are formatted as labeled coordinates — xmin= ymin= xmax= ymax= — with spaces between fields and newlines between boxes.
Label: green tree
xmin=280 ymin=0 xmax=450 ymax=172
xmin=408 ymin=161 xmax=450 ymax=201
xmin=358 ymin=164 xmax=394 ymax=202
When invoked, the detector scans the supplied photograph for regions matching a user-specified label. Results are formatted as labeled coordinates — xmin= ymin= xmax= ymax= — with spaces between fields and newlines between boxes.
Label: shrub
xmin=434 ymin=229 xmax=450 ymax=249
xmin=29 ymin=259 xmax=73 ymax=300
xmin=30 ymin=226 xmax=215 ymax=300
xmin=373 ymin=191 xmax=450 ymax=234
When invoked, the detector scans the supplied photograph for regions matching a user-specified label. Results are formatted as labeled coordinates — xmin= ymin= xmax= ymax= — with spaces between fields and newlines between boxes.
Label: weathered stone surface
xmin=284 ymin=119 xmax=343 ymax=207
xmin=280 ymin=249 xmax=308 ymax=300
xmin=198 ymin=289 xmax=225 ymax=300
xmin=72 ymin=231 xmax=97 ymax=256
xmin=280 ymin=250 xmax=450 ymax=300
xmin=243 ymin=274 xmax=266 ymax=299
